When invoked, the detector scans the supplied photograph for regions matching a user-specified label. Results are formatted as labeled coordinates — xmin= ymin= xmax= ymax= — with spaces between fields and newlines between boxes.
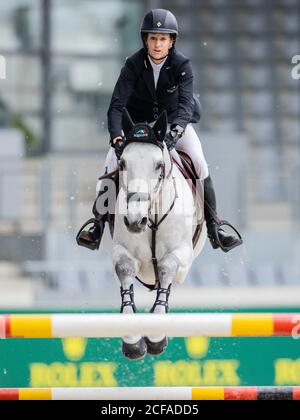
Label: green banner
xmin=1 ymin=310 xmax=300 ymax=387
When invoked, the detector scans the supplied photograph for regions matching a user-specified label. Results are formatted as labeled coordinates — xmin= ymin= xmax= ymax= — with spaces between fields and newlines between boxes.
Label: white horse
xmin=111 ymin=110 xmax=207 ymax=359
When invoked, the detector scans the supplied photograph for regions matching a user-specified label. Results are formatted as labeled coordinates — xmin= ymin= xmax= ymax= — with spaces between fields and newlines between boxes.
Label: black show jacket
xmin=107 ymin=48 xmax=201 ymax=141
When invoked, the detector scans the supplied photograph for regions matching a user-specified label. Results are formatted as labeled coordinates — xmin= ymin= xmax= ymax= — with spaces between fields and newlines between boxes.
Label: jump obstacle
xmin=0 ymin=387 xmax=300 ymax=400
xmin=0 ymin=313 xmax=299 ymax=338
xmin=1 ymin=313 xmax=299 ymax=400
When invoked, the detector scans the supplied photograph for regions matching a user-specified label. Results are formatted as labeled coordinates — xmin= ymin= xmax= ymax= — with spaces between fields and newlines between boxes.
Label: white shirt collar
xmin=148 ymin=55 xmax=168 ymax=70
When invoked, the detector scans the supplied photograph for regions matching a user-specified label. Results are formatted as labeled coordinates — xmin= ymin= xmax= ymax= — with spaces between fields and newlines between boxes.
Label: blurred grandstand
xmin=0 ymin=0 xmax=299 ymax=309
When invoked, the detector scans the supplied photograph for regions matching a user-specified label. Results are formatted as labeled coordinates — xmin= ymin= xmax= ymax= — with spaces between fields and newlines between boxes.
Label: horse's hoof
xmin=145 ymin=337 xmax=168 ymax=356
xmin=122 ymin=338 xmax=147 ymax=360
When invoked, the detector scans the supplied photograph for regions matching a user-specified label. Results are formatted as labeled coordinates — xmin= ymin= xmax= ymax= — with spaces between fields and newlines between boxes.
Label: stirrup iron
xmin=76 ymin=218 xmax=102 ymax=251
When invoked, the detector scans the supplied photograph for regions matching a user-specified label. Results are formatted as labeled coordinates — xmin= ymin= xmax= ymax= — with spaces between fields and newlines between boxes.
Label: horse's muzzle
xmin=124 ymin=216 xmax=148 ymax=233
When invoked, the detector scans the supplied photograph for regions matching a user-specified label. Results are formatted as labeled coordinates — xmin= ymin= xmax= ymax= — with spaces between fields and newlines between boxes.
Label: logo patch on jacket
xmin=133 ymin=126 xmax=149 ymax=139
xmin=167 ymin=85 xmax=178 ymax=93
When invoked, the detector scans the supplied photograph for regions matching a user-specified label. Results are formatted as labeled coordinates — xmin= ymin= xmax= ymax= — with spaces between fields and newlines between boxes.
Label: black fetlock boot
xmin=204 ymin=176 xmax=243 ymax=253
xmin=76 ymin=188 xmax=109 ymax=251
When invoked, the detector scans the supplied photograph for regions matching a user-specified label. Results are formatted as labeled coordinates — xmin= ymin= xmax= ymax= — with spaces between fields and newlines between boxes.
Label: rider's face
xmin=146 ymin=33 xmax=173 ymax=63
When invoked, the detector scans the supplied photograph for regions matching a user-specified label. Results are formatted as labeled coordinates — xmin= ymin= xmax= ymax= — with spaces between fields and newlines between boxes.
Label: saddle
xmin=174 ymin=150 xmax=198 ymax=190
xmin=173 ymin=151 xmax=204 ymax=248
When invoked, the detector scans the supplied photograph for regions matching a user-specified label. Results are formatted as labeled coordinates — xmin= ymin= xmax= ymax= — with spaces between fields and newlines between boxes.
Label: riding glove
xmin=112 ymin=137 xmax=126 ymax=160
xmin=165 ymin=125 xmax=184 ymax=151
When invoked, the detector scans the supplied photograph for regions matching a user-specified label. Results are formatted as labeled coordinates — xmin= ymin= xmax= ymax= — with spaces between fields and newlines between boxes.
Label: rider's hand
xmin=111 ymin=136 xmax=123 ymax=146
xmin=111 ymin=136 xmax=126 ymax=160
xmin=165 ymin=125 xmax=184 ymax=151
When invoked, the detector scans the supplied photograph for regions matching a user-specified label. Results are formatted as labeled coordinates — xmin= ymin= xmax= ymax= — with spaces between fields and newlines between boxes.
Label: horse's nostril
xmin=141 ymin=217 xmax=148 ymax=226
xmin=124 ymin=216 xmax=147 ymax=232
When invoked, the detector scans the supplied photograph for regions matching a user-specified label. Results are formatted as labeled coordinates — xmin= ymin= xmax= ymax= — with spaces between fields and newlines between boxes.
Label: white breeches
xmin=173 ymin=124 xmax=209 ymax=181
xmin=96 ymin=124 xmax=209 ymax=193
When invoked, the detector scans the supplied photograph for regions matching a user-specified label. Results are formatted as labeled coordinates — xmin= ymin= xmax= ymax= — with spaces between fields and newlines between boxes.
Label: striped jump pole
xmin=0 ymin=387 xmax=300 ymax=400
xmin=0 ymin=313 xmax=299 ymax=339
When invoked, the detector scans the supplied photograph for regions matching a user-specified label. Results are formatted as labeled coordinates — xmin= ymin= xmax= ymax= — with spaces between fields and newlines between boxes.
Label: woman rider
xmin=77 ymin=9 xmax=243 ymax=253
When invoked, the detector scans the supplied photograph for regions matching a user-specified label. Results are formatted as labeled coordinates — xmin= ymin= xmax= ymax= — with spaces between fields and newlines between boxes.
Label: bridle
xmin=120 ymin=140 xmax=178 ymax=291
xmin=147 ymin=148 xmax=178 ymax=291
xmin=125 ymin=150 xmax=166 ymax=210
xmin=147 ymin=145 xmax=177 ymax=227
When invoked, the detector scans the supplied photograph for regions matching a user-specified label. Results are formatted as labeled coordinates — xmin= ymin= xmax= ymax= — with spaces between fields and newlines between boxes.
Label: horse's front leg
xmin=113 ymin=245 xmax=147 ymax=360
xmin=145 ymin=253 xmax=181 ymax=356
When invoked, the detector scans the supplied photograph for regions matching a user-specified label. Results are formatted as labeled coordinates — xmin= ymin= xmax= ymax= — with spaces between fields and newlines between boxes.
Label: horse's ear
xmin=122 ymin=108 xmax=134 ymax=139
xmin=152 ymin=111 xmax=168 ymax=143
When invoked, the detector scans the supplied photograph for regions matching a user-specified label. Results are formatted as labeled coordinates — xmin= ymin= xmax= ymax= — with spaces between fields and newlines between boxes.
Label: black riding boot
xmin=76 ymin=187 xmax=109 ymax=251
xmin=204 ymin=176 xmax=243 ymax=252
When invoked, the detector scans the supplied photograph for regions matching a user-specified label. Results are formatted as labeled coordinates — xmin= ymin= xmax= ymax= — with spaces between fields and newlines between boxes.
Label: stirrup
xmin=76 ymin=218 xmax=102 ymax=251
xmin=208 ymin=220 xmax=243 ymax=253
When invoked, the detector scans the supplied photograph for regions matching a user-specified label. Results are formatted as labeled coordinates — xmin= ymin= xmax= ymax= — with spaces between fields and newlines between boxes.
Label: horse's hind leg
xmin=145 ymin=254 xmax=180 ymax=356
xmin=115 ymin=253 xmax=147 ymax=360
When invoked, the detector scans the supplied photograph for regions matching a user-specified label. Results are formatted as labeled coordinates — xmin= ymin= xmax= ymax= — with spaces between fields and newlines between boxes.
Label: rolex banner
xmin=0 ymin=310 xmax=299 ymax=388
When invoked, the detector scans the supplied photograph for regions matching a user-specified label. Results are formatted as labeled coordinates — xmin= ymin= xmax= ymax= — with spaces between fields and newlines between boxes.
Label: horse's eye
xmin=155 ymin=162 xmax=163 ymax=171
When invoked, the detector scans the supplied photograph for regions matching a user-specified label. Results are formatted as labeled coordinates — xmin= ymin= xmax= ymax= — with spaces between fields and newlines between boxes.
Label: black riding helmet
xmin=140 ymin=9 xmax=178 ymax=50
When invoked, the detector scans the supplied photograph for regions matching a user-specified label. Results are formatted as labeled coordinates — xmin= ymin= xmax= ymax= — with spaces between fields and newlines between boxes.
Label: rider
xmin=77 ymin=8 xmax=243 ymax=253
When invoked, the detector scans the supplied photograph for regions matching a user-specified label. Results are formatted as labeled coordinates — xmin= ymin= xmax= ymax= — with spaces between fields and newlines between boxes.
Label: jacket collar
xmin=142 ymin=50 xmax=173 ymax=99
xmin=142 ymin=54 xmax=157 ymax=100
